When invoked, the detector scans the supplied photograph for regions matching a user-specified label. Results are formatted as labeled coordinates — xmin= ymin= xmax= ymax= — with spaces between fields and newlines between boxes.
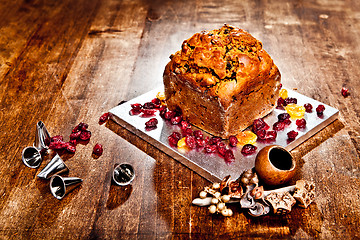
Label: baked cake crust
xmin=163 ymin=25 xmax=281 ymax=138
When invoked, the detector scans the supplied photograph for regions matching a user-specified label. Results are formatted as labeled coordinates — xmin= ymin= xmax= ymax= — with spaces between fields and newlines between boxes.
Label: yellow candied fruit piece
xmin=236 ymin=131 xmax=257 ymax=145
xmin=177 ymin=137 xmax=187 ymax=148
xmin=285 ymin=103 xmax=306 ymax=119
xmin=156 ymin=91 xmax=166 ymax=101
xmin=279 ymin=89 xmax=288 ymax=99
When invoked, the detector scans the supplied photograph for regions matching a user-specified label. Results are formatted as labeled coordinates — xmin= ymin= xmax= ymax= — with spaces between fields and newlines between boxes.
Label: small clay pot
xmin=255 ymin=145 xmax=296 ymax=186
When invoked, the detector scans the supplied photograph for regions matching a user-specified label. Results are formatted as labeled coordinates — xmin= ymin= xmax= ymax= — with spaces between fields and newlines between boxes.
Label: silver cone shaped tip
xmin=22 ymin=146 xmax=42 ymax=168
xmin=37 ymin=154 xmax=68 ymax=179
xmin=34 ymin=121 xmax=51 ymax=150
xmin=50 ymin=175 xmax=83 ymax=200
xmin=112 ymin=163 xmax=135 ymax=186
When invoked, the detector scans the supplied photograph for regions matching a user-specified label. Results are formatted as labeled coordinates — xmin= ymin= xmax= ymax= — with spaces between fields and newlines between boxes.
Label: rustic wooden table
xmin=0 ymin=0 xmax=359 ymax=239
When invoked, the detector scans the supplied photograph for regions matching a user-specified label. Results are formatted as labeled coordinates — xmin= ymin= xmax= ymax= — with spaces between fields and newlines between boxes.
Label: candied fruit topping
xmin=156 ymin=91 xmax=166 ymax=101
xmin=236 ymin=131 xmax=257 ymax=145
xmin=241 ymin=144 xmax=257 ymax=156
xmin=279 ymin=89 xmax=288 ymax=99
xmin=285 ymin=103 xmax=306 ymax=119
xmin=177 ymin=137 xmax=187 ymax=148
xmin=304 ymin=103 xmax=313 ymax=113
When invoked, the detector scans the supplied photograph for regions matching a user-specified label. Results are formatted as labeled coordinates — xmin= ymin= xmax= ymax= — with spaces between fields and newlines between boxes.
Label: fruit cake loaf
xmin=163 ymin=24 xmax=281 ymax=138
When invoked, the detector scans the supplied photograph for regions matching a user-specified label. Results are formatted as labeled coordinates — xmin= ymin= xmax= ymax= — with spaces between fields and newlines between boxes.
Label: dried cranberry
xmin=241 ymin=144 xmax=257 ymax=156
xmin=284 ymin=97 xmax=297 ymax=106
xmin=170 ymin=116 xmax=182 ymax=125
xmin=170 ymin=132 xmax=181 ymax=141
xmin=151 ymin=98 xmax=161 ymax=107
xmin=93 ymin=143 xmax=103 ymax=156
xmin=204 ymin=145 xmax=217 ymax=153
xmin=164 ymin=111 xmax=176 ymax=120
xmin=131 ymin=103 xmax=142 ymax=110
xmin=255 ymin=129 xmax=266 ymax=140
xmin=217 ymin=146 xmax=227 ymax=156
xmin=216 ymin=141 xmax=226 ymax=148
xmin=185 ymin=135 xmax=196 ymax=149
xmin=159 ymin=106 xmax=167 ymax=118
xmin=276 ymin=97 xmax=285 ymax=109
xmin=229 ymin=135 xmax=238 ymax=147
xmin=168 ymin=136 xmax=179 ymax=147
xmin=252 ymin=118 xmax=269 ymax=132
xmin=180 ymin=120 xmax=191 ymax=130
xmin=193 ymin=130 xmax=204 ymax=139
xmin=341 ymin=87 xmax=349 ymax=97
xmin=77 ymin=122 xmax=88 ymax=131
xmin=69 ymin=139 xmax=77 ymax=146
xmin=143 ymin=102 xmax=155 ymax=109
xmin=99 ymin=112 xmax=111 ymax=125
xmin=196 ymin=138 xmax=206 ymax=148
xmin=209 ymin=137 xmax=221 ymax=145
xmin=316 ymin=104 xmax=325 ymax=115
xmin=273 ymin=121 xmax=285 ymax=131
xmin=278 ymin=113 xmax=290 ymax=122
xmin=79 ymin=130 xmax=92 ymax=141
xmin=304 ymin=103 xmax=313 ymax=113
xmin=283 ymin=119 xmax=292 ymax=126
xmin=66 ymin=144 xmax=76 ymax=153
xmin=224 ymin=149 xmax=235 ymax=163
xmin=49 ymin=141 xmax=66 ymax=150
xmin=265 ymin=131 xmax=277 ymax=141
xmin=182 ymin=128 xmax=193 ymax=137
xmin=287 ymin=130 xmax=298 ymax=140
xmin=296 ymin=118 xmax=306 ymax=129
xmin=70 ymin=131 xmax=81 ymax=140
xmin=145 ymin=118 xmax=158 ymax=131
xmin=141 ymin=109 xmax=156 ymax=117
xmin=129 ymin=108 xmax=141 ymax=116
xmin=51 ymin=135 xmax=64 ymax=142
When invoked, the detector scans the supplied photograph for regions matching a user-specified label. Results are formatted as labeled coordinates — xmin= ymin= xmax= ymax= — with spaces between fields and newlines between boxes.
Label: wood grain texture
xmin=0 ymin=0 xmax=359 ymax=239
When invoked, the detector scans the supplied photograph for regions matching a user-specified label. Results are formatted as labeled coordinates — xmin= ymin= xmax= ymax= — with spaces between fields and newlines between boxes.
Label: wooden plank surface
xmin=0 ymin=0 xmax=359 ymax=239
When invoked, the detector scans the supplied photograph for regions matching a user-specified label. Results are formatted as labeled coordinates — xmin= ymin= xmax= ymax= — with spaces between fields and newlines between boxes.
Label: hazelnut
xmin=199 ymin=191 xmax=207 ymax=199
xmin=208 ymin=205 xmax=217 ymax=214
xmin=217 ymin=202 xmax=226 ymax=211
xmin=221 ymin=195 xmax=231 ymax=203
xmin=212 ymin=182 xmax=220 ymax=190
xmin=211 ymin=198 xmax=219 ymax=205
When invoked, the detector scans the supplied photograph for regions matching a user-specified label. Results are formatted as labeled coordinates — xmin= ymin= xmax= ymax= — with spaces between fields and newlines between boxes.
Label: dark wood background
xmin=0 ymin=0 xmax=359 ymax=239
